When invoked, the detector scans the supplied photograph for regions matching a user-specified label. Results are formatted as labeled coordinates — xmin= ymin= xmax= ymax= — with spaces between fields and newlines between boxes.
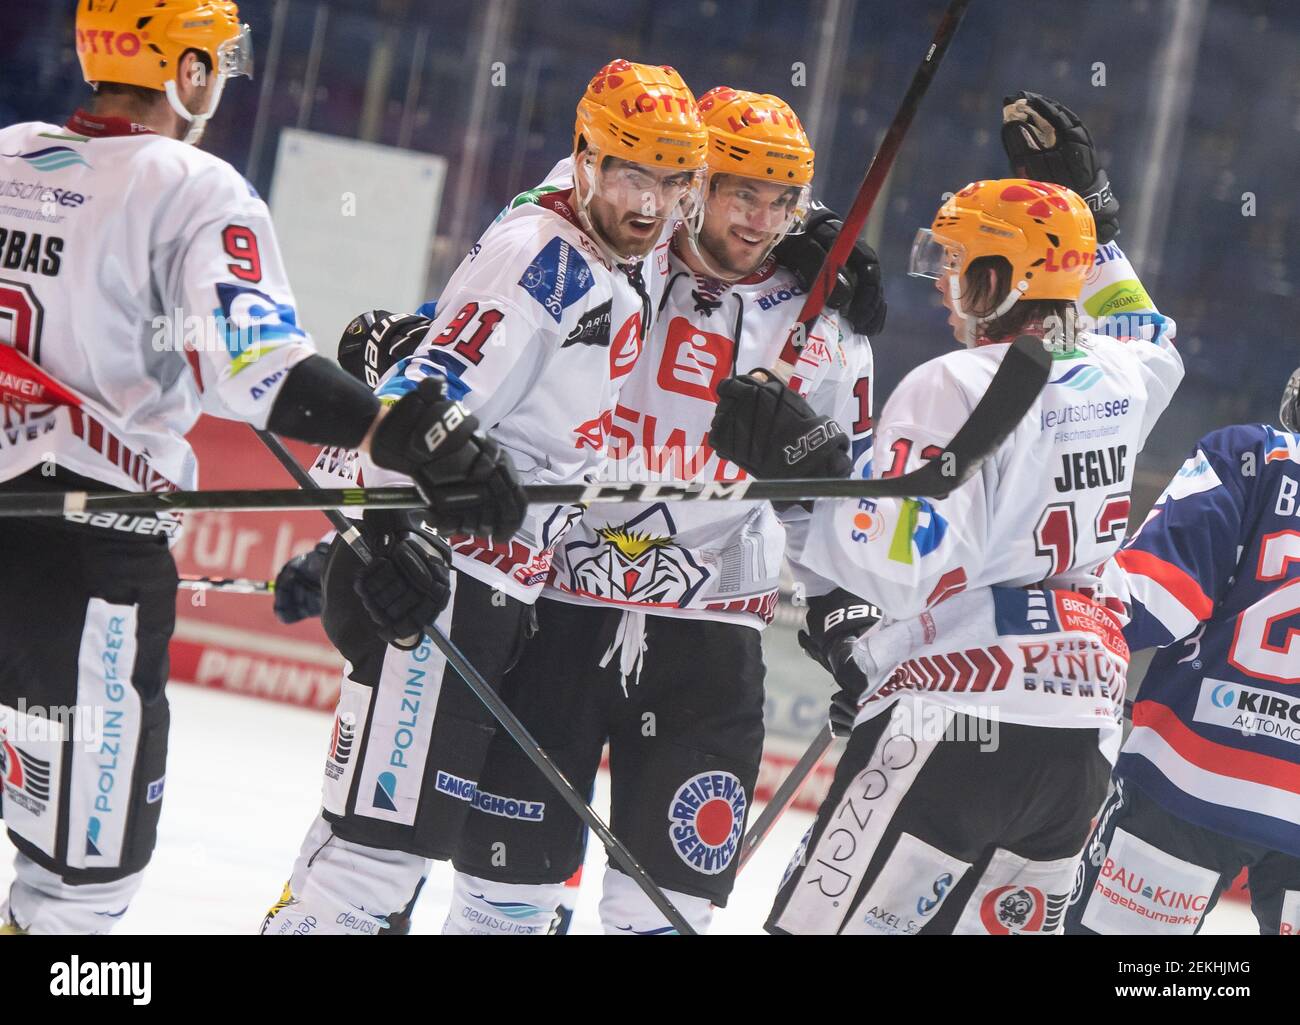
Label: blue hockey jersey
xmin=1111 ymin=424 xmax=1300 ymax=854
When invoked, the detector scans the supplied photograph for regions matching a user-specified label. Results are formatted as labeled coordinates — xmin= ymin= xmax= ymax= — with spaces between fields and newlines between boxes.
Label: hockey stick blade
xmin=0 ymin=336 xmax=1048 ymax=518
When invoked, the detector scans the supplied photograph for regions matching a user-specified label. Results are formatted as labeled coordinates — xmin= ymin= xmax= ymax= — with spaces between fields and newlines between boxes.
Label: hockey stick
xmin=250 ymin=429 xmax=697 ymax=936
xmin=738 ymin=724 xmax=835 ymax=872
xmin=178 ymin=574 xmax=273 ymax=594
xmin=774 ymin=0 xmax=971 ymax=382
xmin=2 ymin=334 xmax=1048 ymax=520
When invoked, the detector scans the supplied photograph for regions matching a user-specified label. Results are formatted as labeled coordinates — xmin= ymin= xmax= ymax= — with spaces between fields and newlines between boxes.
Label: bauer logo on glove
xmin=784 ymin=419 xmax=846 ymax=468
xmin=709 ymin=370 xmax=852 ymax=480
xmin=422 ymin=401 xmax=468 ymax=454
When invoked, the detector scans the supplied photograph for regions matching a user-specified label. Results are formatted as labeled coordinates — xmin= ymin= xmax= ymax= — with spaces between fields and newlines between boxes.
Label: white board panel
xmin=268 ymin=128 xmax=446 ymax=357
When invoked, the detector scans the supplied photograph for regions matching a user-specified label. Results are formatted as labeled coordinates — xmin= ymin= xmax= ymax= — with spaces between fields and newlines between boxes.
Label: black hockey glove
xmin=709 ymin=372 xmax=851 ymax=479
xmin=774 ymin=202 xmax=887 ymax=337
xmin=828 ymin=689 xmax=859 ymax=740
xmin=354 ymin=511 xmax=453 ymax=650
xmin=338 ymin=310 xmax=431 ymax=388
xmin=1001 ymin=90 xmax=1121 ymax=244
xmin=369 ymin=378 xmax=527 ymax=539
xmin=796 ymin=589 xmax=883 ymax=739
xmin=273 ymin=540 xmax=331 ymax=624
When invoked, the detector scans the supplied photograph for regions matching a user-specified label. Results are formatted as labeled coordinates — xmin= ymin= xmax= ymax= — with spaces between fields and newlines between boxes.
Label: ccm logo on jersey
xmin=423 ymin=402 xmax=467 ymax=451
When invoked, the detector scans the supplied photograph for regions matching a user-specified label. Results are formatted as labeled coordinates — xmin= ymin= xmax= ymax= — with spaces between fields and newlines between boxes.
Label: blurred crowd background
xmin=5 ymin=0 xmax=1297 ymax=493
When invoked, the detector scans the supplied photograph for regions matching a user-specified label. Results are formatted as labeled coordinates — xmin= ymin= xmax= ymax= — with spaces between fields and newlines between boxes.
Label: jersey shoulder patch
xmin=1261 ymin=425 xmax=1300 ymax=467
xmin=516 ymin=233 xmax=596 ymax=324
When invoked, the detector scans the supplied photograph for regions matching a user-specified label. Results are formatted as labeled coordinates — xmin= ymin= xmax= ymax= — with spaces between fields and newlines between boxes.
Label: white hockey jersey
xmin=545 ymin=237 xmax=874 ymax=628
xmin=0 ymin=111 xmax=316 ymax=494
xmin=360 ymin=185 xmax=672 ymax=602
xmin=795 ymin=243 xmax=1184 ymax=747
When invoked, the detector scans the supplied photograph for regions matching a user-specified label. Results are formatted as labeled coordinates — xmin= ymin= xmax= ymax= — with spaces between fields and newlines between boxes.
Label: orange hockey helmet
xmin=572 ymin=61 xmax=708 ymax=263
xmin=682 ymin=87 xmax=816 ymax=278
xmin=573 ymin=60 xmax=707 ymax=168
xmin=76 ymin=0 xmax=252 ymax=143
xmin=911 ymin=179 xmax=1097 ymax=301
xmin=697 ymin=86 xmax=815 ymax=187
xmin=910 ymin=179 xmax=1097 ymax=346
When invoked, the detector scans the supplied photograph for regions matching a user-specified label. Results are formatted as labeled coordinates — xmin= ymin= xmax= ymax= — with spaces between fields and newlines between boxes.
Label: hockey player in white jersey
xmin=261 ymin=61 xmax=713 ymax=936
xmin=0 ymin=0 xmax=526 ymax=935
xmin=440 ymin=87 xmax=884 ymax=936
xmin=1065 ymin=371 xmax=1300 ymax=935
xmin=712 ymin=92 xmax=1186 ymax=935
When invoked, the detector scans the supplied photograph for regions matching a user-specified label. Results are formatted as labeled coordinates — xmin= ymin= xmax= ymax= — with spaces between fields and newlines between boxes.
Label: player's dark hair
xmin=964 ymin=255 xmax=1070 ymax=342
xmin=94 ymin=82 xmax=161 ymax=102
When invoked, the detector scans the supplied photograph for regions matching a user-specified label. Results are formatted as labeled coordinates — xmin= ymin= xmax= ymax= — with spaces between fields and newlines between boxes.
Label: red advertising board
xmin=169 ymin=415 xmax=343 ymax=711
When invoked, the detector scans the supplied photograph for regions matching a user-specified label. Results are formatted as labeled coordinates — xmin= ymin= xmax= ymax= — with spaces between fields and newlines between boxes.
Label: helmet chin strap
xmin=164 ymin=73 xmax=227 ymax=146
xmin=946 ymin=272 xmax=1028 ymax=348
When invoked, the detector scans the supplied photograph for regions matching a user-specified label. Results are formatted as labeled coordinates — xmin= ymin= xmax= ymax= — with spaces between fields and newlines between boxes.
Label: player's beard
xmin=697 ymin=222 xmax=773 ymax=280
xmin=589 ymin=201 xmax=660 ymax=261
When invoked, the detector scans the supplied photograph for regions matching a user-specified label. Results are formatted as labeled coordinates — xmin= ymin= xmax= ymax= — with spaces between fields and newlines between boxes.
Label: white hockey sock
xmin=3 ymin=852 xmax=142 ymax=935
xmin=261 ymin=812 xmax=430 ymax=936
xmin=599 ymin=869 xmax=713 ymax=935
xmin=442 ymin=872 xmax=565 ymax=935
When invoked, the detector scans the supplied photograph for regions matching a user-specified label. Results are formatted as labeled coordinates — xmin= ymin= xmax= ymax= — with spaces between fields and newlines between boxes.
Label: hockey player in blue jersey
xmin=1066 ymin=368 xmax=1300 ymax=934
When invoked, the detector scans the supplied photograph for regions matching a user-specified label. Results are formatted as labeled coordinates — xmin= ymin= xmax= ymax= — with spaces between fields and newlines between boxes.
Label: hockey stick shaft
xmin=251 ymin=430 xmax=696 ymax=935
xmin=2 ymin=331 xmax=1049 ymax=520
xmin=178 ymin=574 xmax=273 ymax=594
xmin=776 ymin=0 xmax=971 ymax=374
xmin=738 ymin=725 xmax=836 ymax=872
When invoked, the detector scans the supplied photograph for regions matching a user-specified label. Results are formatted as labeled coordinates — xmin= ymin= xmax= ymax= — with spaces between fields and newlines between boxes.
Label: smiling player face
xmin=696 ymin=174 xmax=806 ymax=279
